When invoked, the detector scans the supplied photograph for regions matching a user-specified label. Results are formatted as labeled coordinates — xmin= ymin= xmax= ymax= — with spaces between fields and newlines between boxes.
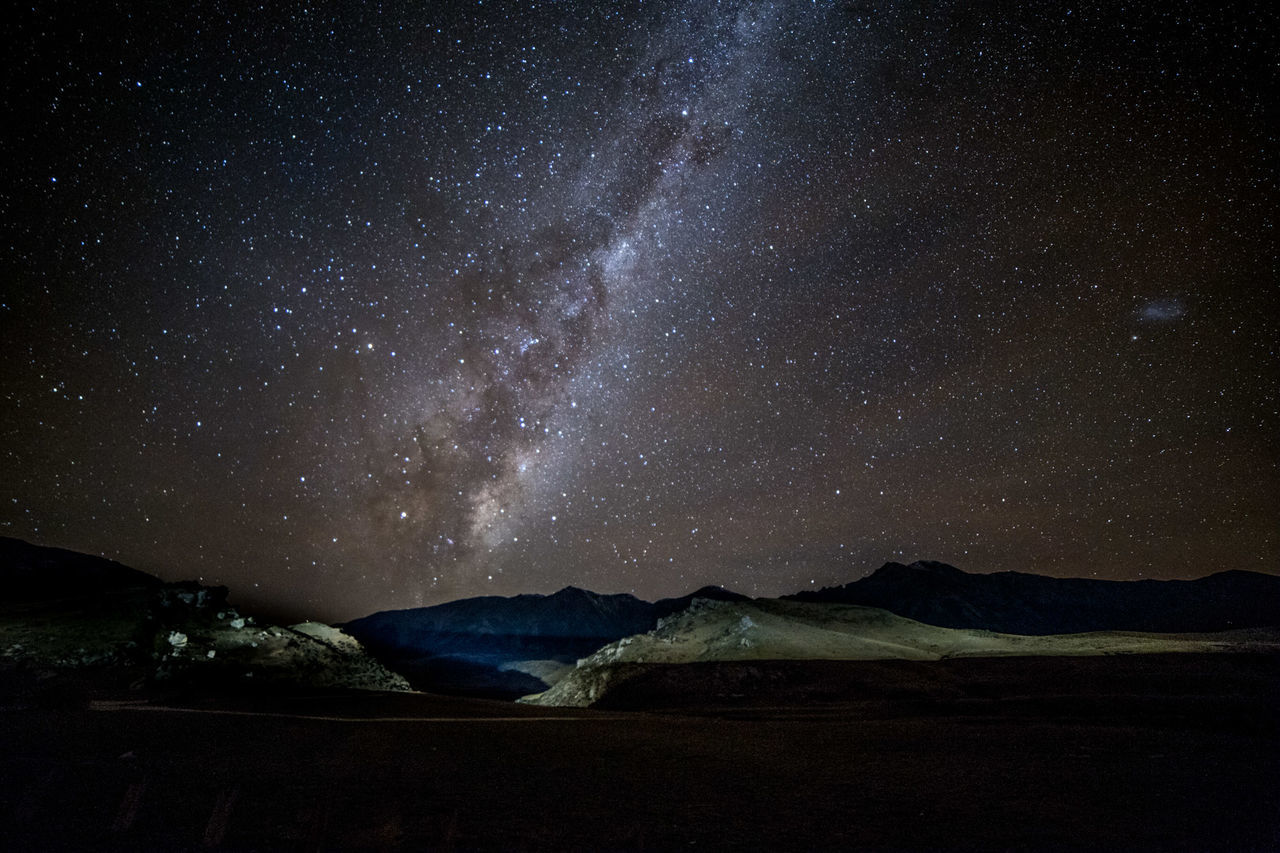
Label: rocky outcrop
xmin=0 ymin=539 xmax=407 ymax=692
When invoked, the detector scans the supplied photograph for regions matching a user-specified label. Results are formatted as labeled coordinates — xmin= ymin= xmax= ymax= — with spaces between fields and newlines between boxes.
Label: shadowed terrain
xmin=1 ymin=654 xmax=1277 ymax=851
xmin=3 ymin=539 xmax=1278 ymax=850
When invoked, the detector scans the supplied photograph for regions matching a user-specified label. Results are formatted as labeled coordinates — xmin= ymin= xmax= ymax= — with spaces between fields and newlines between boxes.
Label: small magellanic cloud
xmin=1137 ymin=297 xmax=1186 ymax=323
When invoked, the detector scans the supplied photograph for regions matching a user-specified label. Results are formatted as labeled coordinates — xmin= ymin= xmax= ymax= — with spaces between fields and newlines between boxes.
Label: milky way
xmin=385 ymin=3 xmax=824 ymax=583
xmin=3 ymin=1 xmax=1276 ymax=620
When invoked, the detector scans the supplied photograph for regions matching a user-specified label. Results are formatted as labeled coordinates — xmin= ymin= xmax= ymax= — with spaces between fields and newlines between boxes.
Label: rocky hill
xmin=785 ymin=561 xmax=1280 ymax=634
xmin=523 ymin=597 xmax=1280 ymax=707
xmin=0 ymin=538 xmax=407 ymax=696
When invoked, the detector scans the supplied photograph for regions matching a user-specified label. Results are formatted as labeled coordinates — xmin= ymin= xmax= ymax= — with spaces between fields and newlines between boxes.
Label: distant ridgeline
xmin=784 ymin=560 xmax=1280 ymax=635
xmin=342 ymin=585 xmax=748 ymax=698
xmin=345 ymin=561 xmax=1280 ymax=698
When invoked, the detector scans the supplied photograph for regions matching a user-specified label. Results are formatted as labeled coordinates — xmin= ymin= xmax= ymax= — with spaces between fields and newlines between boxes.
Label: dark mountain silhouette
xmin=0 ymin=536 xmax=162 ymax=600
xmin=343 ymin=584 xmax=748 ymax=697
xmin=348 ymin=586 xmax=652 ymax=645
xmin=785 ymin=560 xmax=1280 ymax=634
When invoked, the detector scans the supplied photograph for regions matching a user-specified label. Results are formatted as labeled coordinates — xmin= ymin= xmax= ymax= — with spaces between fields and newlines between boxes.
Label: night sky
xmin=3 ymin=1 xmax=1276 ymax=621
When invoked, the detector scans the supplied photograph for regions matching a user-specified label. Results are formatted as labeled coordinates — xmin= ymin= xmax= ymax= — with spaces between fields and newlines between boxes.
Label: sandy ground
xmin=1 ymin=654 xmax=1277 ymax=852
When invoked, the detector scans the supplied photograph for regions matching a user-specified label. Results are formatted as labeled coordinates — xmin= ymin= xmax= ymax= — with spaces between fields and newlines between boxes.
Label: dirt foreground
xmin=1 ymin=653 xmax=1277 ymax=851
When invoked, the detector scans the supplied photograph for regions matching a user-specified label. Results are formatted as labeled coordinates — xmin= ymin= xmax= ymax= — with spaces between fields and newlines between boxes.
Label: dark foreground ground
xmin=1 ymin=653 xmax=1277 ymax=852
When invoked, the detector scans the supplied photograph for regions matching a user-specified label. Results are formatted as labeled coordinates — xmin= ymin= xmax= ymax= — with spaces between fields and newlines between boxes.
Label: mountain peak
xmin=550 ymin=585 xmax=594 ymax=598
xmin=871 ymin=560 xmax=966 ymax=578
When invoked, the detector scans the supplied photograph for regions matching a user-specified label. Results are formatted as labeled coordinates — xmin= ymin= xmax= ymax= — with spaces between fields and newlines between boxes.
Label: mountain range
xmin=6 ymin=537 xmax=1279 ymax=701
xmin=785 ymin=560 xmax=1280 ymax=634
xmin=343 ymin=560 xmax=1280 ymax=697
xmin=342 ymin=584 xmax=747 ymax=697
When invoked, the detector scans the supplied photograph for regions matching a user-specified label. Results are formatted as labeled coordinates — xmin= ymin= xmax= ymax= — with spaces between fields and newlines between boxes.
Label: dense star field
xmin=2 ymin=1 xmax=1275 ymax=620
